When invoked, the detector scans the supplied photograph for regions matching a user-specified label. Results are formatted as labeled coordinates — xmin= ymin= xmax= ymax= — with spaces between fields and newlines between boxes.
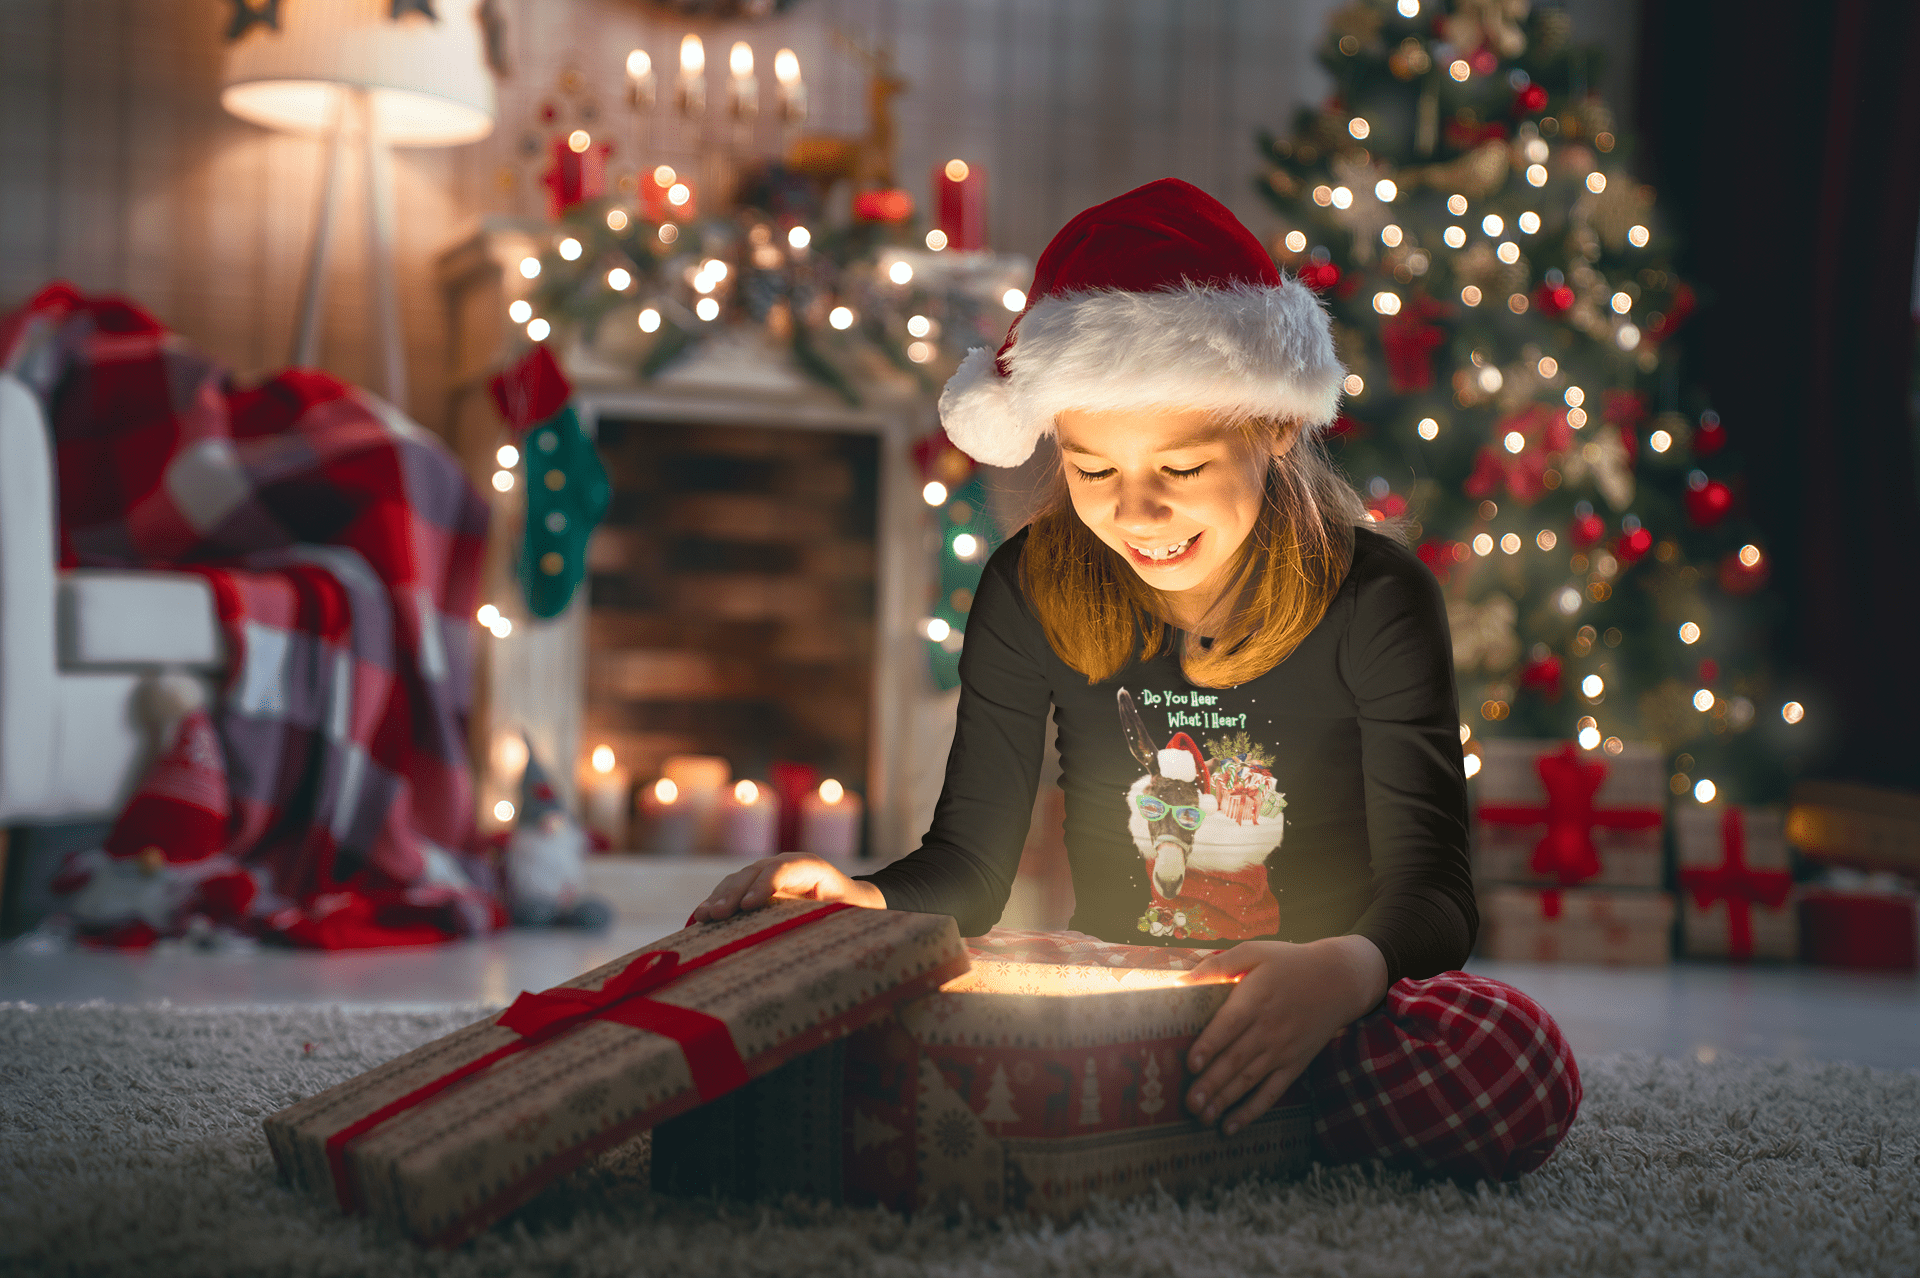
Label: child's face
xmin=1056 ymin=406 xmax=1285 ymax=610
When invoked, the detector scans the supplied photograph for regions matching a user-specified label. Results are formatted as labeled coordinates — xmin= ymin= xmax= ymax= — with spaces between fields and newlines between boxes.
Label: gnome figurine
xmin=505 ymin=736 xmax=614 ymax=929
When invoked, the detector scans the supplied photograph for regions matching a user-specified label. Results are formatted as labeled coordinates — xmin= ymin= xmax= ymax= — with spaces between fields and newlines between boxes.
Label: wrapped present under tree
xmin=1674 ymin=805 xmax=1797 ymax=961
xmin=1479 ymin=884 xmax=1675 ymax=966
xmin=1474 ymin=739 xmax=1667 ymax=887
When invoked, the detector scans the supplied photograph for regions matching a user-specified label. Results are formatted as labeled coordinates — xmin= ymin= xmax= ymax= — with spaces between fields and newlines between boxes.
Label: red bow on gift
xmin=1479 ymin=743 xmax=1664 ymax=883
xmin=1677 ymin=807 xmax=1792 ymax=959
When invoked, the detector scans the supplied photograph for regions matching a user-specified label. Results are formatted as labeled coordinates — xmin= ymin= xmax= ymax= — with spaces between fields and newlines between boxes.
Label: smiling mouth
xmin=1124 ymin=532 xmax=1201 ymax=567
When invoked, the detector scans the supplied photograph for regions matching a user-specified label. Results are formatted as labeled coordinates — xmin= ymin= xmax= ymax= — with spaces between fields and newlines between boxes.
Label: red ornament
xmin=1520 ymin=652 xmax=1564 ymax=701
xmin=1685 ymin=480 xmax=1734 ymax=527
xmin=1416 ymin=539 xmax=1456 ymax=581
xmin=1569 ymin=513 xmax=1607 ymax=548
xmin=1513 ymin=83 xmax=1548 ymax=115
xmin=1378 ymin=492 xmax=1408 ymax=517
xmin=852 ymin=187 xmax=916 ymax=222
xmin=1693 ymin=419 xmax=1728 ymax=457
xmin=1602 ymin=390 xmax=1647 ymax=429
xmin=1380 ymin=294 xmax=1448 ymax=392
xmin=1298 ymin=260 xmax=1341 ymax=292
xmin=1614 ymin=526 xmax=1654 ymax=563
xmin=1697 ymin=658 xmax=1720 ymax=683
xmin=1533 ymin=284 xmax=1575 ymax=316
xmin=1469 ymin=47 xmax=1500 ymax=77
xmin=1718 ymin=549 xmax=1770 ymax=596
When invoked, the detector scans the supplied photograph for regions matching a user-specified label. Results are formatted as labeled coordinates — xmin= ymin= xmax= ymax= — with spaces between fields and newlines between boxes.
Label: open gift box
xmin=265 ymin=905 xmax=1311 ymax=1245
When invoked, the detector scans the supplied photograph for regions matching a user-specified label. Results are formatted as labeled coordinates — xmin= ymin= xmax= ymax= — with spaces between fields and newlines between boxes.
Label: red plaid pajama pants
xmin=1302 ymin=970 xmax=1581 ymax=1181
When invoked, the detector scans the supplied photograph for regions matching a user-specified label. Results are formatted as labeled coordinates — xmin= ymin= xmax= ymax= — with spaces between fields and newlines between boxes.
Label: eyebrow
xmin=1058 ymin=430 xmax=1225 ymax=457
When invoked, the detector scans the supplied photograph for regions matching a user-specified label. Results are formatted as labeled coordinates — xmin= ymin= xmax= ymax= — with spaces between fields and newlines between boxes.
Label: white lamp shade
xmin=221 ymin=0 xmax=495 ymax=146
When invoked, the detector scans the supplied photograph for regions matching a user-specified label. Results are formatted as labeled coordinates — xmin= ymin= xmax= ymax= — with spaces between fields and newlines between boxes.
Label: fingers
xmin=1186 ymin=1035 xmax=1274 ymax=1127
xmin=690 ymin=860 xmax=785 ymax=922
xmin=1219 ymin=1064 xmax=1303 ymax=1137
xmin=1184 ymin=945 xmax=1259 ymax=984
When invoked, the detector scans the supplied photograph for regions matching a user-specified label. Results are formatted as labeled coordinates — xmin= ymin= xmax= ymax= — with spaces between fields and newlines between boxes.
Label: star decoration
xmin=224 ymin=0 xmax=281 ymax=41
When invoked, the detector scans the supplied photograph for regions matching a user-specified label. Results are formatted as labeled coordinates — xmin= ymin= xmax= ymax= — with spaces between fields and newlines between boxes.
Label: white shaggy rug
xmin=2 ymin=1003 xmax=1916 ymax=1277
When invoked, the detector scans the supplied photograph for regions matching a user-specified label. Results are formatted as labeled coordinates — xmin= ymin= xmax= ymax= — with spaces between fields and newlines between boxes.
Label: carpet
xmin=2 ymin=1003 xmax=1915 ymax=1277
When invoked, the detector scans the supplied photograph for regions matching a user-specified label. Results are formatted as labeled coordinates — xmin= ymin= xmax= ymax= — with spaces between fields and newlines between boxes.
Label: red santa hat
xmin=938 ymin=178 xmax=1346 ymax=468
xmin=104 ymin=705 xmax=231 ymax=866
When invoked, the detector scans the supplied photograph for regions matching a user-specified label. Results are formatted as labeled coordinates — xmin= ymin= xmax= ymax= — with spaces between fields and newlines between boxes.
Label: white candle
xmin=662 ymin=754 xmax=730 ymax=851
xmin=641 ymin=777 xmax=697 ymax=856
xmin=799 ymin=778 xmax=862 ymax=861
xmin=580 ymin=745 xmax=629 ymax=849
xmin=722 ymin=779 xmax=778 ymax=857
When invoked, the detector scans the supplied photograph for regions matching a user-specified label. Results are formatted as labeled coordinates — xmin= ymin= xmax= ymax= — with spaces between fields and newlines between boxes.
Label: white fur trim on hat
xmin=940 ymin=278 xmax=1345 ymax=468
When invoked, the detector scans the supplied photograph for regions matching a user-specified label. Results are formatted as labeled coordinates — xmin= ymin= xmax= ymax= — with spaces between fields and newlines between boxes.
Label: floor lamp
xmin=220 ymin=0 xmax=495 ymax=409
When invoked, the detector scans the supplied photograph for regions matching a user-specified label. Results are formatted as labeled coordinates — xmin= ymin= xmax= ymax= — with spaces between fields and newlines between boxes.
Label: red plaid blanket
xmin=1 ymin=283 xmax=496 ymax=947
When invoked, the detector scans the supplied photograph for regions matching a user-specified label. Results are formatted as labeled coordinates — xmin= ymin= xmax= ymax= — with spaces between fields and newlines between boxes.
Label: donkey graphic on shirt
xmin=1116 ymin=688 xmax=1285 ymax=941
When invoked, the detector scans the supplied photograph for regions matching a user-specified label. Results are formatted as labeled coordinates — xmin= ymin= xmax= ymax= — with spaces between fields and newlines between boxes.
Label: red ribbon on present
xmin=1677 ymin=807 xmax=1793 ymax=959
xmin=321 ymin=902 xmax=853 ymax=1214
xmin=1478 ymin=742 xmax=1664 ymax=883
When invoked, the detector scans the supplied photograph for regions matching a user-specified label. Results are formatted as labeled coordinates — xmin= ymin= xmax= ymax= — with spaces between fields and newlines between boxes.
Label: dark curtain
xmin=1638 ymin=0 xmax=1920 ymax=790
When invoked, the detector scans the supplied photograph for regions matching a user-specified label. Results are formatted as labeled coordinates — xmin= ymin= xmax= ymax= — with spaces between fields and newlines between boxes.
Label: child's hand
xmin=690 ymin=853 xmax=886 ymax=922
xmin=1179 ymin=934 xmax=1389 ymax=1134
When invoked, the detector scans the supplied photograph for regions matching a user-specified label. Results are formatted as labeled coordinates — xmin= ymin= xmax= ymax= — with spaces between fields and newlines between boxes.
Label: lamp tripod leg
xmin=291 ymin=92 xmax=349 ymax=369
xmin=360 ymin=89 xmax=408 ymax=410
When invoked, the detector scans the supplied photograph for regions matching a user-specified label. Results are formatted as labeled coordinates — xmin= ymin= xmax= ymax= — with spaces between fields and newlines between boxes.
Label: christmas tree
xmin=1254 ymin=0 xmax=1800 ymax=804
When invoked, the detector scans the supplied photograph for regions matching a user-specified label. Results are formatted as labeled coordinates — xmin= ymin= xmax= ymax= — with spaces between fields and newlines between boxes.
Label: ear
xmin=1269 ymin=419 xmax=1304 ymax=462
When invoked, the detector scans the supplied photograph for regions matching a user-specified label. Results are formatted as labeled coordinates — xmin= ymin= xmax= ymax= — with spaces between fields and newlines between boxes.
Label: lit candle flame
xmin=591 ymin=745 xmax=616 ymax=774
xmin=818 ymin=779 xmax=844 ymax=805
xmin=654 ymin=777 xmax=679 ymax=804
xmin=734 ymin=779 xmax=759 ymax=805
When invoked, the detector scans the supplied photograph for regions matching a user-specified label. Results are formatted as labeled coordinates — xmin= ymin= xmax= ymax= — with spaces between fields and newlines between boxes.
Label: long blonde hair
xmin=1019 ymin=419 xmax=1394 ymax=688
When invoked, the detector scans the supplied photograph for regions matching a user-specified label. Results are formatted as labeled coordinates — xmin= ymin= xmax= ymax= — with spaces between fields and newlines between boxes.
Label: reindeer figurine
xmin=1117 ymin=688 xmax=1207 ymax=901
xmin=785 ymin=32 xmax=909 ymax=196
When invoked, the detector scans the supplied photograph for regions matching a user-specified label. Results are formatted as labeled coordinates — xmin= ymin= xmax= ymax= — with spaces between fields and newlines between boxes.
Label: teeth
xmin=1132 ymin=535 xmax=1194 ymax=561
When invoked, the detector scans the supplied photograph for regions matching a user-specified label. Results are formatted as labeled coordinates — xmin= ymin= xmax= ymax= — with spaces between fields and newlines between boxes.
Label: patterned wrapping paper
xmin=1674 ymin=805 xmax=1799 ymax=960
xmin=1473 ymin=739 xmax=1667 ymax=887
xmin=263 ymin=902 xmax=968 ymax=1246
xmin=1478 ymin=885 xmax=1675 ymax=966
xmin=654 ymin=971 xmax=1312 ymax=1219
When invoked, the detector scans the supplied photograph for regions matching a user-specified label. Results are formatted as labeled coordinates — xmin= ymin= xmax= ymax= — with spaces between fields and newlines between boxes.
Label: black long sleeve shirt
xmin=861 ymin=524 xmax=1477 ymax=987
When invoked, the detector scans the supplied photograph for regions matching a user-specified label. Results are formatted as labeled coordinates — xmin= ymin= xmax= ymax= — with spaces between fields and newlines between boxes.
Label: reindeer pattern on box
xmin=1117 ymin=689 xmax=1284 ymax=941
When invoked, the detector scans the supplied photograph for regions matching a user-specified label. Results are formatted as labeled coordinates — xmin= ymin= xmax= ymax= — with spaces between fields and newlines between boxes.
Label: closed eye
xmin=1070 ymin=464 xmax=1207 ymax=482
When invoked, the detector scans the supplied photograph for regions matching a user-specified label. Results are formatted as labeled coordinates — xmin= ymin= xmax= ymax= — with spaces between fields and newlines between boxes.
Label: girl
xmin=695 ymin=179 xmax=1579 ymax=1181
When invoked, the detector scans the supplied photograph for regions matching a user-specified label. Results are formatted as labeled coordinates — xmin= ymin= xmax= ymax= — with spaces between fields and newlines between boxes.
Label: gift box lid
xmin=264 ymin=900 xmax=969 ymax=1245
xmin=1473 ymin=738 xmax=1667 ymax=810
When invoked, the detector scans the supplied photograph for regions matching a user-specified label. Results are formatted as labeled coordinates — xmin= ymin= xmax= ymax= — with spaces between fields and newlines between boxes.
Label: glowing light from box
xmin=923 ymin=617 xmax=951 ymax=642
xmin=939 ymin=961 xmax=1224 ymax=995
xmin=888 ymin=260 xmax=914 ymax=285
xmin=1417 ymin=418 xmax=1439 ymax=440
xmin=508 ymin=299 xmax=532 ymax=323
xmin=519 ymin=257 xmax=541 ymax=279
xmin=922 ymin=480 xmax=948 ymax=506
xmin=1694 ymin=778 xmax=1717 ymax=803
xmin=1782 ymin=701 xmax=1804 ymax=724
xmin=494 ymin=799 xmax=515 ymax=821
xmin=829 ymin=306 xmax=854 ymax=329
xmin=591 ymin=745 xmax=616 ymax=773
xmin=695 ymin=297 xmax=720 ymax=321
xmin=788 ymin=225 xmax=811 ymax=249
xmin=925 ymin=229 xmax=948 ymax=250
xmin=558 ymin=238 xmax=582 ymax=261
xmin=567 ymin=129 xmax=590 ymax=153
xmin=734 ymin=779 xmax=759 ymax=804
xmin=607 ymin=267 xmax=632 ymax=290
xmin=818 ymin=778 xmax=844 ymax=804
xmin=654 ymin=777 xmax=679 ymax=804
xmin=638 ymin=308 xmax=661 ymax=332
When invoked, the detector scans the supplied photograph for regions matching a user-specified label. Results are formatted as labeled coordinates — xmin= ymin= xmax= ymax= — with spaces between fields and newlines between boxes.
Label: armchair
xmin=0 ymin=373 xmax=223 ymax=823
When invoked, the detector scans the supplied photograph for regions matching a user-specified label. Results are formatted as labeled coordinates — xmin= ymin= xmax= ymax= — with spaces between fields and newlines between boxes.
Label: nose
xmin=1112 ymin=476 xmax=1174 ymax=535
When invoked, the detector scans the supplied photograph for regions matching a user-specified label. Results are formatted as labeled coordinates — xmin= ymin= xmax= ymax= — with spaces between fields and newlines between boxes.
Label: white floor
xmin=4 ymin=907 xmax=1916 ymax=1072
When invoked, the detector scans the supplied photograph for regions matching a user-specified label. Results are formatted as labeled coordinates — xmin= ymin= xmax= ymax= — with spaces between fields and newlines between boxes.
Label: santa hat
xmin=938 ymin=178 xmax=1345 ymax=468
xmin=104 ymin=706 xmax=231 ymax=866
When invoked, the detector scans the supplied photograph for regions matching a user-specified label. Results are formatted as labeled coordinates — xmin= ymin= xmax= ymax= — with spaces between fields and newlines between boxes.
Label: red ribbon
xmin=1677 ymin=807 xmax=1792 ymax=959
xmin=1477 ymin=742 xmax=1663 ymax=884
xmin=321 ymin=902 xmax=853 ymax=1214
